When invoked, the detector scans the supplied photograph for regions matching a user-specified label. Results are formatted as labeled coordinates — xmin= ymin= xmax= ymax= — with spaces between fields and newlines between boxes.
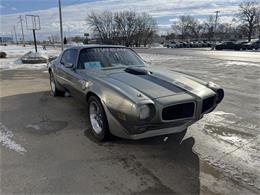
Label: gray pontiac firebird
xmin=48 ymin=45 xmax=224 ymax=141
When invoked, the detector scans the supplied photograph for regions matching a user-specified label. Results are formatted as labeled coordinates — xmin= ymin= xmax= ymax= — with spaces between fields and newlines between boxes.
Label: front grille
xmin=162 ymin=102 xmax=195 ymax=121
xmin=202 ymin=96 xmax=215 ymax=113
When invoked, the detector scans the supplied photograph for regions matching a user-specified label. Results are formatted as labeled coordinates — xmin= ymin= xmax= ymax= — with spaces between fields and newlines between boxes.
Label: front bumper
xmin=102 ymin=100 xmax=196 ymax=139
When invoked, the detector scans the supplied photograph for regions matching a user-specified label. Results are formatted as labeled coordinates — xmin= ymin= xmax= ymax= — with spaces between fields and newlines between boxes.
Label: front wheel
xmin=88 ymin=96 xmax=110 ymax=141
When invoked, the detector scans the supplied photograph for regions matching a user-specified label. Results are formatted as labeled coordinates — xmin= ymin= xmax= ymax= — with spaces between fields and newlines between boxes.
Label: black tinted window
xmin=61 ymin=49 xmax=78 ymax=65
xmin=77 ymin=48 xmax=145 ymax=69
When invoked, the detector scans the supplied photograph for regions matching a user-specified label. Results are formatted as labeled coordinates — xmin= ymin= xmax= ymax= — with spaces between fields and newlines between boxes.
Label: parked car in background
xmin=177 ymin=41 xmax=184 ymax=48
xmin=198 ymin=41 xmax=205 ymax=47
xmin=215 ymin=41 xmax=236 ymax=50
xmin=166 ymin=41 xmax=178 ymax=48
xmin=203 ymin=41 xmax=211 ymax=47
xmin=246 ymin=40 xmax=260 ymax=50
xmin=184 ymin=41 xmax=192 ymax=48
xmin=234 ymin=41 xmax=248 ymax=51
xmin=189 ymin=42 xmax=197 ymax=48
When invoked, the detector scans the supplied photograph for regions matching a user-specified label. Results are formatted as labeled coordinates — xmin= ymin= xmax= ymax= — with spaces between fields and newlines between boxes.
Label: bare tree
xmin=238 ymin=1 xmax=259 ymax=41
xmin=86 ymin=11 xmax=157 ymax=46
xmin=172 ymin=16 xmax=190 ymax=40
xmin=114 ymin=11 xmax=138 ymax=46
xmin=186 ymin=17 xmax=203 ymax=39
xmin=135 ymin=13 xmax=157 ymax=46
xmin=203 ymin=15 xmax=215 ymax=41
xmin=172 ymin=15 xmax=203 ymax=40
xmin=87 ymin=11 xmax=116 ymax=44
xmin=256 ymin=7 xmax=260 ymax=38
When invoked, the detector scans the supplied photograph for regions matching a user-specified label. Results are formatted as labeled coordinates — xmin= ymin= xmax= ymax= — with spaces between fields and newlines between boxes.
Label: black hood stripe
xmin=139 ymin=74 xmax=184 ymax=93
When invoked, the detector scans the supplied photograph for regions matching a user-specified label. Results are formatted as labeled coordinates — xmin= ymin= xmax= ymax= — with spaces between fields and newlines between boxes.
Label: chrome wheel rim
xmin=89 ymin=102 xmax=103 ymax=134
xmin=50 ymin=76 xmax=56 ymax=93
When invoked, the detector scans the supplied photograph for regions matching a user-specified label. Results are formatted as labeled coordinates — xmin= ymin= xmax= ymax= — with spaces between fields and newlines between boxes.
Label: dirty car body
xmin=48 ymin=45 xmax=224 ymax=140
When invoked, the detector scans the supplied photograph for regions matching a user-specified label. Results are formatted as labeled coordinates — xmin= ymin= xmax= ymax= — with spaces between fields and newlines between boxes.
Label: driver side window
xmin=60 ymin=49 xmax=78 ymax=66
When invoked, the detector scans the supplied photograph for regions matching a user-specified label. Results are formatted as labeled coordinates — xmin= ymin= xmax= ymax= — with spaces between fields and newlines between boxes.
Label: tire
xmin=173 ymin=129 xmax=187 ymax=144
xmin=49 ymin=72 xmax=65 ymax=96
xmin=88 ymin=96 xmax=110 ymax=141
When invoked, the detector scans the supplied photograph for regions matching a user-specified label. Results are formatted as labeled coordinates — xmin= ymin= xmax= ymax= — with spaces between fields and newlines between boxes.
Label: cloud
xmin=0 ymin=0 xmax=241 ymax=39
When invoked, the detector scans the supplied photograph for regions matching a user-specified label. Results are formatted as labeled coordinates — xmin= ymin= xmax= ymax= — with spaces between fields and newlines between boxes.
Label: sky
xmin=0 ymin=0 xmax=248 ymax=40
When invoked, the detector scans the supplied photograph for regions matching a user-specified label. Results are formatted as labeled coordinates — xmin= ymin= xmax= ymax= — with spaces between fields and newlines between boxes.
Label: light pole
xmin=214 ymin=10 xmax=220 ymax=48
xmin=58 ymin=0 xmax=64 ymax=51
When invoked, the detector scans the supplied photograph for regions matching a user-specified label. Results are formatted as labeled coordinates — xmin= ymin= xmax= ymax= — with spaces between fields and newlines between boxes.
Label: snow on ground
xmin=0 ymin=45 xmax=60 ymax=70
xmin=218 ymin=61 xmax=260 ymax=67
xmin=140 ymin=53 xmax=260 ymax=67
xmin=1 ymin=45 xmax=259 ymax=70
xmin=0 ymin=58 xmax=47 ymax=70
xmin=0 ymin=122 xmax=26 ymax=154
xmin=191 ymin=110 xmax=260 ymax=189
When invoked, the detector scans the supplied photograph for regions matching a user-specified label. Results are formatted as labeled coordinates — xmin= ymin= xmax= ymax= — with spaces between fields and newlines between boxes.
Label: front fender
xmin=85 ymin=77 xmax=154 ymax=131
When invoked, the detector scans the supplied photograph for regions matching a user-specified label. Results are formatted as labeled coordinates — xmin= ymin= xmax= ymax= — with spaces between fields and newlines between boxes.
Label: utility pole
xmin=214 ymin=10 xmax=220 ymax=47
xmin=13 ymin=26 xmax=18 ymax=45
xmin=18 ymin=15 xmax=25 ymax=46
xmin=58 ymin=0 xmax=64 ymax=51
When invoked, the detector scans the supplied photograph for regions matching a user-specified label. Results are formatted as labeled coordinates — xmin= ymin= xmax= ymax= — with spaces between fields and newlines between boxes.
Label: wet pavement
xmin=1 ymin=48 xmax=260 ymax=194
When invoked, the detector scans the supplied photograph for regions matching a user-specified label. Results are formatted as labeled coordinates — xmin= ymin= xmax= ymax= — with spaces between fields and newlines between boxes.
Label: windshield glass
xmin=77 ymin=47 xmax=145 ymax=69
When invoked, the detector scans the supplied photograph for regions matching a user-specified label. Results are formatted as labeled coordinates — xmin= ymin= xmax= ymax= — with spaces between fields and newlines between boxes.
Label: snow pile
xmin=21 ymin=51 xmax=48 ymax=64
xmin=0 ymin=45 xmax=60 ymax=70
xmin=0 ymin=57 xmax=48 ymax=70
xmin=0 ymin=122 xmax=27 ymax=154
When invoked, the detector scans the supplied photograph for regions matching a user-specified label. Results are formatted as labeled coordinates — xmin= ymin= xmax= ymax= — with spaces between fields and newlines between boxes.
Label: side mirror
xmin=64 ymin=63 xmax=74 ymax=68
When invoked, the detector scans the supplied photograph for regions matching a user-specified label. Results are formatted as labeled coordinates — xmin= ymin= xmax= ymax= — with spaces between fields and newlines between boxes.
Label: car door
xmin=56 ymin=49 xmax=77 ymax=88
xmin=57 ymin=49 xmax=85 ymax=98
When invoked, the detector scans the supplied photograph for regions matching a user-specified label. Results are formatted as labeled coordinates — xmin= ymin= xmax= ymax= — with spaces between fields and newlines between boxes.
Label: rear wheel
xmin=88 ymin=96 xmax=110 ymax=141
xmin=49 ymin=72 xmax=65 ymax=96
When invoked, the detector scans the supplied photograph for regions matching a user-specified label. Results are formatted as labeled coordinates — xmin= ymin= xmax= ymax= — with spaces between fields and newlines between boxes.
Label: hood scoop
xmin=125 ymin=67 xmax=152 ymax=75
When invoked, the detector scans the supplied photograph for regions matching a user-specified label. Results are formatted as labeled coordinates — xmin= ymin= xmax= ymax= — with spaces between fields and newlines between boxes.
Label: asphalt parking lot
xmin=0 ymin=48 xmax=260 ymax=194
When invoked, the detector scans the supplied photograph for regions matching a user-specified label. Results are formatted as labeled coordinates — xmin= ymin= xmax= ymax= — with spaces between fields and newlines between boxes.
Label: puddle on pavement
xmin=26 ymin=119 xmax=68 ymax=135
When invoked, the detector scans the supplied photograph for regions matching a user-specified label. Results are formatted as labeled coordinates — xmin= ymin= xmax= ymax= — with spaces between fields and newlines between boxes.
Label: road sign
xmin=25 ymin=15 xmax=41 ymax=52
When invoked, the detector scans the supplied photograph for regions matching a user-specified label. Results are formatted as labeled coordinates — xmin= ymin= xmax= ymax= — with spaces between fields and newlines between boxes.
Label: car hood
xmin=100 ymin=66 xmax=214 ymax=99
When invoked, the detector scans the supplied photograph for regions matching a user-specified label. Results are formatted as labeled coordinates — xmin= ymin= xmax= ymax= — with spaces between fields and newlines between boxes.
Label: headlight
xmin=139 ymin=105 xmax=150 ymax=120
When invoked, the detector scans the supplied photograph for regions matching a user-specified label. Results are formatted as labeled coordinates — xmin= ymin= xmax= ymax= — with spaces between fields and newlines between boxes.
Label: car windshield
xmin=78 ymin=47 xmax=146 ymax=69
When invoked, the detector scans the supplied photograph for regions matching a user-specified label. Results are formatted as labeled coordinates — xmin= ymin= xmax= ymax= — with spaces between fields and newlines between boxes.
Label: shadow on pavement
xmin=86 ymin=128 xmax=200 ymax=194
xmin=1 ymin=91 xmax=200 ymax=194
